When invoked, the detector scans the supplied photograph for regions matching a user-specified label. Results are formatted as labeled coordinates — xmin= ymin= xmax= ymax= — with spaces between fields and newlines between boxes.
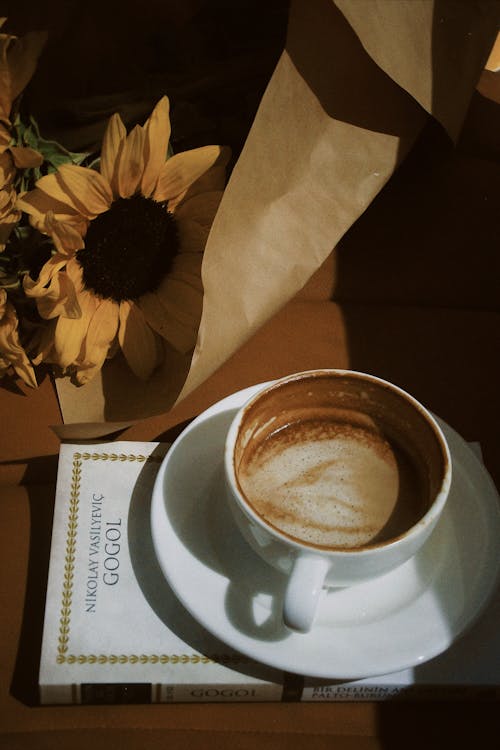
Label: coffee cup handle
xmin=283 ymin=555 xmax=330 ymax=633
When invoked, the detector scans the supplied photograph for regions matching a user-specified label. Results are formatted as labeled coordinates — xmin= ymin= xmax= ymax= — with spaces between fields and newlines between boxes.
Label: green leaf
xmin=14 ymin=114 xmax=90 ymax=172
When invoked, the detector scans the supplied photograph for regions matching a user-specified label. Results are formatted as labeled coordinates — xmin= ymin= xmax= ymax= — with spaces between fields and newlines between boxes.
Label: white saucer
xmin=151 ymin=383 xmax=500 ymax=679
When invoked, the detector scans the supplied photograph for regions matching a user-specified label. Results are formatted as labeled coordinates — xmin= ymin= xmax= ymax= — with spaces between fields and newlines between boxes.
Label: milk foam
xmin=238 ymin=421 xmax=409 ymax=548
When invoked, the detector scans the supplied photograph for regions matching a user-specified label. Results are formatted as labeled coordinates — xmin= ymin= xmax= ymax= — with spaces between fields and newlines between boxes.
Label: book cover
xmin=39 ymin=441 xmax=285 ymax=704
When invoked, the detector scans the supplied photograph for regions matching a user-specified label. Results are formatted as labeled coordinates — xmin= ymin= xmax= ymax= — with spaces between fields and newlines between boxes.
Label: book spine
xmin=39 ymin=680 xmax=499 ymax=705
xmin=39 ymin=681 xmax=289 ymax=705
xmin=300 ymin=684 xmax=500 ymax=702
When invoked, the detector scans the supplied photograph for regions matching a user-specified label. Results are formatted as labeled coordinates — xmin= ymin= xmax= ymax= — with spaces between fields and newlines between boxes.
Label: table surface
xmin=2 ymin=294 xmax=500 ymax=748
xmin=2 ymin=125 xmax=500 ymax=747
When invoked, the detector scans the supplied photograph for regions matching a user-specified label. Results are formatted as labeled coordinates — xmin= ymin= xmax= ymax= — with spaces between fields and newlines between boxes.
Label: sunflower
xmin=0 ymin=288 xmax=36 ymax=386
xmin=18 ymin=96 xmax=229 ymax=384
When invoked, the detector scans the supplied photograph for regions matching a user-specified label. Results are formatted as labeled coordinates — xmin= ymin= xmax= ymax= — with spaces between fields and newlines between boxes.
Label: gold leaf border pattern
xmin=76 ymin=451 xmax=164 ymax=463
xmin=57 ymin=454 xmax=81 ymax=657
xmin=56 ymin=451 xmax=247 ymax=668
xmin=56 ymin=653 xmax=246 ymax=665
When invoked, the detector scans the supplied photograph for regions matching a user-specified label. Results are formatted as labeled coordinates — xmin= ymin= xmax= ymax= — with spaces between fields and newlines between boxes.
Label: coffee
xmin=226 ymin=370 xmax=451 ymax=631
xmin=236 ymin=408 xmax=426 ymax=549
xmin=233 ymin=373 xmax=438 ymax=551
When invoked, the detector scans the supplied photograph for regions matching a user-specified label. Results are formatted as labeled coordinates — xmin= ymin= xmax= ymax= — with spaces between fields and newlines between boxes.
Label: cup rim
xmin=224 ymin=368 xmax=452 ymax=556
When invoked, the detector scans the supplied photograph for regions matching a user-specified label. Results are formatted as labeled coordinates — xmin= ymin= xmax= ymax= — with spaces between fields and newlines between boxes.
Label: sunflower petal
xmin=23 ymin=254 xmax=68 ymax=297
xmin=141 ymin=96 xmax=171 ymax=197
xmin=45 ymin=211 xmax=85 ymax=254
xmin=80 ymin=298 xmax=119 ymax=371
xmin=58 ymin=164 xmax=113 ymax=216
xmin=65 ymin=257 xmax=85 ymax=294
xmin=175 ymin=190 xmax=224 ymax=228
xmin=10 ymin=145 xmax=43 ymax=168
xmin=30 ymin=318 xmax=57 ymax=365
xmin=13 ymin=358 xmax=37 ymax=388
xmin=118 ymin=124 xmax=145 ymax=198
xmin=138 ymin=285 xmax=200 ymax=354
xmin=0 ymin=149 xmax=15 ymax=184
xmin=100 ymin=112 xmax=126 ymax=197
xmin=153 ymin=146 xmax=223 ymax=203
xmin=53 ymin=290 xmax=97 ymax=368
xmin=16 ymin=186 xmax=83 ymax=232
xmin=0 ymin=291 xmax=37 ymax=387
xmin=34 ymin=171 xmax=89 ymax=215
xmin=37 ymin=267 xmax=81 ymax=320
xmin=158 ymin=275 xmax=203 ymax=326
xmin=174 ymin=217 xmax=208 ymax=256
xmin=119 ymin=300 xmax=162 ymax=379
xmin=168 ymin=147 xmax=230 ymax=212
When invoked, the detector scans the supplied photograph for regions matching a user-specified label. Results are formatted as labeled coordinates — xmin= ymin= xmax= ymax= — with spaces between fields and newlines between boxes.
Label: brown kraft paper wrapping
xmin=53 ymin=0 xmax=499 ymax=437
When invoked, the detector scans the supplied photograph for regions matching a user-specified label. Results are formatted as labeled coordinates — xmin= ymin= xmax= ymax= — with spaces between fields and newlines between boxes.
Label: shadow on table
xmin=10 ymin=483 xmax=55 ymax=706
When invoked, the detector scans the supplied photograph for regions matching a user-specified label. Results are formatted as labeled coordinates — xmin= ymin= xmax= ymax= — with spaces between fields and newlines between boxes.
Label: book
xmin=39 ymin=441 xmax=499 ymax=703
xmin=39 ymin=441 xmax=285 ymax=704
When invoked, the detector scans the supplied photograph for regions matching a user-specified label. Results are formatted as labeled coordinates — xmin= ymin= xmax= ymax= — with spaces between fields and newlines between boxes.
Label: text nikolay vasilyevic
xmin=85 ymin=493 xmax=123 ymax=613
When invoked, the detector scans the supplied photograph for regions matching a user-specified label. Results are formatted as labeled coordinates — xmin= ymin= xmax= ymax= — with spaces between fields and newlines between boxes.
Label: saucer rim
xmin=151 ymin=382 xmax=500 ymax=679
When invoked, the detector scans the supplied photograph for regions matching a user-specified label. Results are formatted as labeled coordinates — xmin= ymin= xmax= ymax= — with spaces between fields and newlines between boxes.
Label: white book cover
xmin=39 ymin=442 xmax=284 ymax=704
xmin=40 ymin=441 xmax=499 ymax=703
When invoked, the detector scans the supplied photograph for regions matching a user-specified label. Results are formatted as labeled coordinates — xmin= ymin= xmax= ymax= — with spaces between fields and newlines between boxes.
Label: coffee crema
xmin=236 ymin=408 xmax=428 ymax=550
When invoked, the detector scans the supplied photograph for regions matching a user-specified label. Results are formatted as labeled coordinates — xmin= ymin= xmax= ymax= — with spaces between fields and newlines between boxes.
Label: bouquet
xmin=0 ymin=19 xmax=229 ymax=393
xmin=1 ymin=4 xmax=495 ymax=432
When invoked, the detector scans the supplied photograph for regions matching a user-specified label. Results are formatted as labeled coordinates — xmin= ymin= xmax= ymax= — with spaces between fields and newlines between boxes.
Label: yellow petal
xmin=10 ymin=145 xmax=43 ymax=168
xmin=65 ymin=257 xmax=85 ymax=294
xmin=118 ymin=300 xmax=162 ymax=379
xmin=16 ymin=187 xmax=84 ymax=232
xmin=170 ymin=250 xmax=204 ymax=285
xmin=53 ymin=290 xmax=97 ymax=368
xmin=0 ymin=149 xmax=15 ymax=184
xmin=23 ymin=254 xmax=68 ymax=297
xmin=13 ymin=358 xmax=37 ymax=388
xmin=100 ymin=112 xmax=126 ymax=198
xmin=34 ymin=172 xmax=90 ymax=216
xmin=168 ymin=146 xmax=230 ymax=212
xmin=80 ymin=298 xmax=119 ymax=370
xmin=137 ymin=247 xmax=204 ymax=353
xmin=58 ymin=164 xmax=113 ymax=216
xmin=158 ymin=275 xmax=202 ymax=325
xmin=141 ymin=96 xmax=171 ymax=197
xmin=138 ymin=285 xmax=200 ymax=354
xmin=0 ymin=290 xmax=37 ymax=387
xmin=118 ymin=124 xmax=145 ymax=198
xmin=153 ymin=146 xmax=223 ymax=203
xmin=45 ymin=211 xmax=85 ymax=254
xmin=172 ymin=249 xmax=206 ymax=284
xmin=72 ymin=361 xmax=101 ymax=385
xmin=175 ymin=190 xmax=223 ymax=228
xmin=37 ymin=267 xmax=81 ymax=320
xmin=30 ymin=318 xmax=57 ymax=366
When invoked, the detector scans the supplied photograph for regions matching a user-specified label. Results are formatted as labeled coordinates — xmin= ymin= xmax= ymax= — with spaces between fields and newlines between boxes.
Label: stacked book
xmin=39 ymin=442 xmax=499 ymax=704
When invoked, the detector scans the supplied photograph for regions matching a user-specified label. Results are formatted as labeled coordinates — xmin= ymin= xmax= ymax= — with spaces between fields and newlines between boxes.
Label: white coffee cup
xmin=224 ymin=369 xmax=452 ymax=633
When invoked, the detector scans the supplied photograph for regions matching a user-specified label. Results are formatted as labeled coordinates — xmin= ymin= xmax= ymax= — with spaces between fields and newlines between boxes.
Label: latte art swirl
xmin=237 ymin=415 xmax=425 ymax=549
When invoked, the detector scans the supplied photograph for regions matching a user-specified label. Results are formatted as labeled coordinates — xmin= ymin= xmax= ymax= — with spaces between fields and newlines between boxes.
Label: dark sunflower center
xmin=76 ymin=195 xmax=179 ymax=302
